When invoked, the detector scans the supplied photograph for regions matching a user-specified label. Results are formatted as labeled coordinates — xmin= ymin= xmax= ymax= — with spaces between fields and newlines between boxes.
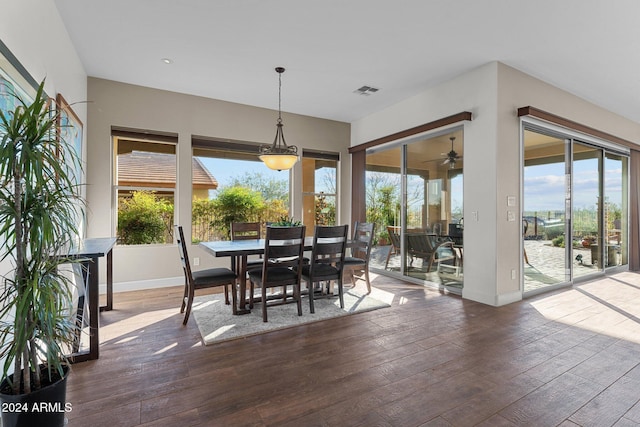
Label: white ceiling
xmin=53 ymin=0 xmax=640 ymax=124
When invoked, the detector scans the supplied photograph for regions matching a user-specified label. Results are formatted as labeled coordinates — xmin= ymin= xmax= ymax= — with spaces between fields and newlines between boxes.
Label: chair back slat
xmin=351 ymin=221 xmax=375 ymax=259
xmin=310 ymin=225 xmax=348 ymax=272
xmin=231 ymin=222 xmax=261 ymax=241
xmin=263 ymin=225 xmax=306 ymax=277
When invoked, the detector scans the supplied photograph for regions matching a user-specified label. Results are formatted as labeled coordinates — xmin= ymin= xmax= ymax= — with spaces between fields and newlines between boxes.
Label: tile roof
xmin=117 ymin=151 xmax=217 ymax=189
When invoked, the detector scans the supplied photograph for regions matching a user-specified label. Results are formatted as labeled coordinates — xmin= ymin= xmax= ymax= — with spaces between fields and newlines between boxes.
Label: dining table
xmin=199 ymin=237 xmax=315 ymax=315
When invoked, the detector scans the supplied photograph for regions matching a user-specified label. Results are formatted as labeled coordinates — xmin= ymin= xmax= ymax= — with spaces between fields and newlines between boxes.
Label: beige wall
xmin=352 ymin=61 xmax=640 ymax=306
xmin=86 ymin=78 xmax=351 ymax=289
xmin=0 ymin=0 xmax=87 ymax=280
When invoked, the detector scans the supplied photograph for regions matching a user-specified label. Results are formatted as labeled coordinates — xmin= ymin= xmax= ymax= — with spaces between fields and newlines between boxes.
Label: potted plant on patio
xmin=0 ymin=80 xmax=83 ymax=426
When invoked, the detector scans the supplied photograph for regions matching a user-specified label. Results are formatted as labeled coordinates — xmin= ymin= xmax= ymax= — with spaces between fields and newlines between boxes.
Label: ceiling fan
xmin=442 ymin=136 xmax=461 ymax=168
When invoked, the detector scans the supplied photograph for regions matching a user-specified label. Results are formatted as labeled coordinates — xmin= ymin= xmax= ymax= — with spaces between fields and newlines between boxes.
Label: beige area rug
xmin=192 ymin=288 xmax=391 ymax=345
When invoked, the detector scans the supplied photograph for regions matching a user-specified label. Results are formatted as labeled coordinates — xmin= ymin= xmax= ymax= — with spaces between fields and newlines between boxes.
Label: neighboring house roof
xmin=117 ymin=151 xmax=217 ymax=190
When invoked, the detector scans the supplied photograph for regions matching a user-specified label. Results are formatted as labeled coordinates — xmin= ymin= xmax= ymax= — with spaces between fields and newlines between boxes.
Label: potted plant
xmin=581 ymin=235 xmax=597 ymax=247
xmin=0 ymin=80 xmax=83 ymax=426
xmin=271 ymin=216 xmax=302 ymax=227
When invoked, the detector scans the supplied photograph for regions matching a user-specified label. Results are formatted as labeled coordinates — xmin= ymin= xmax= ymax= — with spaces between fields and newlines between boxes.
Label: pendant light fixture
xmin=259 ymin=67 xmax=298 ymax=171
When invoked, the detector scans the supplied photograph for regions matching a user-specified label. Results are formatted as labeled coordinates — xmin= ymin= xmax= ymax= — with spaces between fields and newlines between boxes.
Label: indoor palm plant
xmin=0 ymin=80 xmax=83 ymax=426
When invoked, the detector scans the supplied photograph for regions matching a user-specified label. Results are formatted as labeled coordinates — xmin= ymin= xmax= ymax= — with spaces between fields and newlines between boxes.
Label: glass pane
xmin=115 ymin=139 xmax=176 ymax=245
xmin=365 ymin=146 xmax=402 ymax=271
xmin=572 ymin=142 xmax=603 ymax=277
xmin=404 ymin=133 xmax=463 ymax=290
xmin=604 ymin=152 xmax=628 ymax=267
xmin=302 ymin=157 xmax=337 ymax=235
xmin=192 ymin=153 xmax=289 ymax=242
xmin=523 ymin=130 xmax=569 ymax=291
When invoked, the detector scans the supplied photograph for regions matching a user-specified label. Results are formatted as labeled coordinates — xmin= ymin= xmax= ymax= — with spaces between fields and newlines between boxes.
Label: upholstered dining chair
xmin=248 ymin=225 xmax=306 ymax=322
xmin=175 ymin=225 xmax=238 ymax=325
xmin=342 ymin=221 xmax=375 ymax=294
xmin=300 ymin=224 xmax=349 ymax=313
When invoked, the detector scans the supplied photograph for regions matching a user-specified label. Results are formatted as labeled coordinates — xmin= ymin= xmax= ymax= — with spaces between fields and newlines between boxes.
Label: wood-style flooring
xmin=66 ymin=271 xmax=640 ymax=426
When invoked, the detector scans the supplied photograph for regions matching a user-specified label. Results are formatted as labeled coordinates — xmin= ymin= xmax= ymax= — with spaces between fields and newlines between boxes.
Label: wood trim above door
xmin=517 ymin=106 xmax=635 ymax=149
xmin=349 ymin=111 xmax=472 ymax=153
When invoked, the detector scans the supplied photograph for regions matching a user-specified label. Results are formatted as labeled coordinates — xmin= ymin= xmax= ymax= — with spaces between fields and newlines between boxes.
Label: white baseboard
xmin=98 ymin=276 xmax=183 ymax=294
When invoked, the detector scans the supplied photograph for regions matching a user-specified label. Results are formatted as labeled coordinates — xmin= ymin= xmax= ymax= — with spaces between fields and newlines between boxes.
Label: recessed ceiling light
xmin=161 ymin=58 xmax=173 ymax=64
xmin=353 ymin=85 xmax=380 ymax=96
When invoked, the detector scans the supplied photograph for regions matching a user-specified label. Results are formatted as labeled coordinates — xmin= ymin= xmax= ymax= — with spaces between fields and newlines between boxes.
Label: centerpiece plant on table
xmin=0 ymin=80 xmax=84 ymax=427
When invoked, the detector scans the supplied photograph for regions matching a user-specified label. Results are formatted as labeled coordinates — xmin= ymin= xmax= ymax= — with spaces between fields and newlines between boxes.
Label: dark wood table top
xmin=199 ymin=237 xmax=314 ymax=257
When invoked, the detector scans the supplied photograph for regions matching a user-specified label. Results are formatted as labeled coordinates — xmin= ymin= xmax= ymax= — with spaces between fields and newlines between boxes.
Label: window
xmin=113 ymin=129 xmax=177 ymax=245
xmin=302 ymin=150 xmax=339 ymax=235
xmin=191 ymin=137 xmax=290 ymax=242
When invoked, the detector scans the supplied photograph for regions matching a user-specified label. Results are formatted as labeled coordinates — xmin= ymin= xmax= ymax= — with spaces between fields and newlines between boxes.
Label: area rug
xmin=192 ymin=288 xmax=390 ymax=345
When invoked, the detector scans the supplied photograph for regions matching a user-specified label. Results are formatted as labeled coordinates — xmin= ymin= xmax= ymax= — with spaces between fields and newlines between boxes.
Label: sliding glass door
xmin=572 ymin=142 xmax=603 ymax=278
xmin=366 ymin=129 xmax=463 ymax=292
xmin=523 ymin=126 xmax=629 ymax=294
xmin=523 ymin=130 xmax=570 ymax=291
xmin=604 ymin=152 xmax=628 ymax=267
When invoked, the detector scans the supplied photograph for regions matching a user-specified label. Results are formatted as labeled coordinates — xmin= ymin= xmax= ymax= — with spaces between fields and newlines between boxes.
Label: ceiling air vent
xmin=353 ymin=85 xmax=379 ymax=96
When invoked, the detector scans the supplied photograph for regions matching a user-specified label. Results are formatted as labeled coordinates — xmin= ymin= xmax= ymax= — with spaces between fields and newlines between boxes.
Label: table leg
xmin=100 ymin=248 xmax=113 ymax=312
xmin=235 ymin=255 xmax=251 ymax=315
xmin=71 ymin=257 xmax=99 ymax=363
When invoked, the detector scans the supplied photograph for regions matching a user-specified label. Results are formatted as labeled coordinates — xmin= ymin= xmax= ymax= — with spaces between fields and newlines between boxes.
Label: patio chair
xmin=342 ymin=221 xmax=375 ymax=294
xmin=406 ymin=232 xmax=456 ymax=272
xmin=300 ymin=224 xmax=349 ymax=313
xmin=248 ymin=225 xmax=306 ymax=322
xmin=385 ymin=226 xmax=401 ymax=269
xmin=175 ymin=225 xmax=238 ymax=325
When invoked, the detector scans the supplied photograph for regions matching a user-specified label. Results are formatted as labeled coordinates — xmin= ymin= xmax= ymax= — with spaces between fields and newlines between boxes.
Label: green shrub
xmin=211 ymin=186 xmax=264 ymax=238
xmin=118 ymin=191 xmax=173 ymax=244
xmin=544 ymin=226 xmax=564 ymax=241
xmin=552 ymin=235 xmax=565 ymax=248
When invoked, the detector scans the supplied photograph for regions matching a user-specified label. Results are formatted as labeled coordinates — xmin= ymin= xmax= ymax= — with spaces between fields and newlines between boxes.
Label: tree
xmin=211 ymin=186 xmax=264 ymax=238
xmin=366 ymin=171 xmax=401 ymax=243
xmin=227 ymin=171 xmax=288 ymax=202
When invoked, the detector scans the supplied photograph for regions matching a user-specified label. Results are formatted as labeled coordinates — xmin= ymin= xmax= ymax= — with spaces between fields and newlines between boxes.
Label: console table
xmin=67 ymin=237 xmax=117 ymax=362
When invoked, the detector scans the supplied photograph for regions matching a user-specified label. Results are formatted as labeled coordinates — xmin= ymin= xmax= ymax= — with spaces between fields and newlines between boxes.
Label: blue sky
xmin=524 ymin=160 xmax=624 ymax=213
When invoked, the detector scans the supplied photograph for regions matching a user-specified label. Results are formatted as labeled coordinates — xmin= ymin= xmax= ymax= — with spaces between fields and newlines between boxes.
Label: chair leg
xmin=180 ymin=278 xmax=188 ymax=313
xmin=182 ymin=286 xmax=195 ymax=325
xmin=308 ymin=280 xmax=315 ymax=314
xmin=249 ymin=280 xmax=255 ymax=309
xmin=295 ymin=284 xmax=302 ymax=316
xmin=337 ymin=278 xmax=344 ymax=308
xmin=224 ymin=284 xmax=230 ymax=305
xmin=363 ymin=268 xmax=371 ymax=294
xmin=262 ymin=286 xmax=268 ymax=322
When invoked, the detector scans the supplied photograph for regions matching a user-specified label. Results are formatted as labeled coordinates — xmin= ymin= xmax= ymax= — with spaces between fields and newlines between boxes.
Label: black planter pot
xmin=0 ymin=364 xmax=70 ymax=427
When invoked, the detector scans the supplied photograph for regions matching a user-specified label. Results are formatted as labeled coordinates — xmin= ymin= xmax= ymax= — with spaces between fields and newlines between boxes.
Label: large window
xmin=113 ymin=132 xmax=177 ymax=245
xmin=302 ymin=150 xmax=338 ymax=236
xmin=192 ymin=138 xmax=290 ymax=242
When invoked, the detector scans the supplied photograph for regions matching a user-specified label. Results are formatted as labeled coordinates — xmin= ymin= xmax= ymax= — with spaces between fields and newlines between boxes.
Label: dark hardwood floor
xmin=66 ymin=271 xmax=640 ymax=426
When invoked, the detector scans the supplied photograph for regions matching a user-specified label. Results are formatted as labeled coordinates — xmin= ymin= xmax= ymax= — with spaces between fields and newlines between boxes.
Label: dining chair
xmin=175 ymin=225 xmax=238 ymax=324
xmin=300 ymin=224 xmax=349 ymax=313
xmin=248 ymin=225 xmax=306 ymax=322
xmin=230 ymin=222 xmax=263 ymax=272
xmin=342 ymin=221 xmax=375 ymax=294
